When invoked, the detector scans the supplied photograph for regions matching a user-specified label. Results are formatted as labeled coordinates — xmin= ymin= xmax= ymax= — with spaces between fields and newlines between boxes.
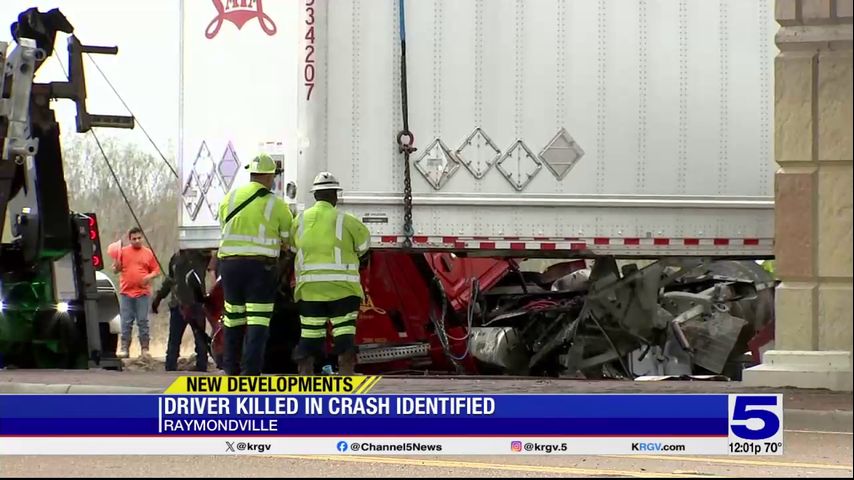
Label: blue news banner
xmin=0 ymin=394 xmax=783 ymax=456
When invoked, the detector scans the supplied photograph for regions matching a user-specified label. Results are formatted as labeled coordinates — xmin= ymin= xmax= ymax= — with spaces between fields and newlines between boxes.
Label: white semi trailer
xmin=178 ymin=0 xmax=775 ymax=258
xmin=177 ymin=0 xmax=777 ymax=378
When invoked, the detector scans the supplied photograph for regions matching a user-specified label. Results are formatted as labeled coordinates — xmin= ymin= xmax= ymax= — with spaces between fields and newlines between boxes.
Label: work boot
xmin=337 ymin=351 xmax=357 ymax=376
xmin=140 ymin=339 xmax=150 ymax=359
xmin=223 ymin=327 xmax=245 ymax=376
xmin=240 ymin=325 xmax=269 ymax=376
xmin=298 ymin=357 xmax=315 ymax=376
xmin=118 ymin=341 xmax=130 ymax=359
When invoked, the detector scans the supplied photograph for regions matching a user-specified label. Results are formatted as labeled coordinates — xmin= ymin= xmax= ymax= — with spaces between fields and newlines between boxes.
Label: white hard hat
xmin=310 ymin=171 xmax=343 ymax=192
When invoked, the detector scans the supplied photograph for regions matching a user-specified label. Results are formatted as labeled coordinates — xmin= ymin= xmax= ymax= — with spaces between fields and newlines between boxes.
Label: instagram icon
xmin=511 ymin=441 xmax=523 ymax=452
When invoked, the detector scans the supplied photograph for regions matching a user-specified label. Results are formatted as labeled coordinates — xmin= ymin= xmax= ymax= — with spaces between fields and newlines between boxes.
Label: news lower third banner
xmin=0 ymin=376 xmax=784 ymax=456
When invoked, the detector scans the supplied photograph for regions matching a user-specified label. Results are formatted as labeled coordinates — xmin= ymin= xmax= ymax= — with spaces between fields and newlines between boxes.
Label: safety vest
xmin=291 ymin=201 xmax=371 ymax=302
xmin=217 ymin=182 xmax=293 ymax=259
xmin=761 ymin=260 xmax=776 ymax=279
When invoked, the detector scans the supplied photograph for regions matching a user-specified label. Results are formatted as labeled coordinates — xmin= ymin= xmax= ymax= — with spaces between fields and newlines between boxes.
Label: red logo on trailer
xmin=206 ymin=0 xmax=277 ymax=39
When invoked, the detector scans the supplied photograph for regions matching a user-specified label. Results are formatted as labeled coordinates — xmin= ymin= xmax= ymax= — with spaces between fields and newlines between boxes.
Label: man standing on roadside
xmin=152 ymin=249 xmax=212 ymax=372
xmin=113 ymin=226 xmax=160 ymax=359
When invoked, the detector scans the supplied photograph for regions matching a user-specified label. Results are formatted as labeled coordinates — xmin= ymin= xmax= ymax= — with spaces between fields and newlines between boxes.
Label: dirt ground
xmin=121 ymin=310 xmax=218 ymax=372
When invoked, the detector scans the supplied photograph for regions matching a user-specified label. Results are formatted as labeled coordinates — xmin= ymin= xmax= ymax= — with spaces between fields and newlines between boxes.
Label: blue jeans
xmin=120 ymin=294 xmax=151 ymax=349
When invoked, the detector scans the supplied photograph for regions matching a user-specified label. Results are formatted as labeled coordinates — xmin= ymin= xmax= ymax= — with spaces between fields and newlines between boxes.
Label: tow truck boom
xmin=0 ymin=8 xmax=134 ymax=369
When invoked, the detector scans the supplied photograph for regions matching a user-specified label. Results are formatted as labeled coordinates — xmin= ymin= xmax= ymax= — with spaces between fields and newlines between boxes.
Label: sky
xmin=1 ymin=0 xmax=179 ymax=156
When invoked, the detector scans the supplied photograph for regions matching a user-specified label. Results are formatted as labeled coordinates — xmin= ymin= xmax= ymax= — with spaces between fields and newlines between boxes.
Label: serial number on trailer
xmin=304 ymin=0 xmax=316 ymax=100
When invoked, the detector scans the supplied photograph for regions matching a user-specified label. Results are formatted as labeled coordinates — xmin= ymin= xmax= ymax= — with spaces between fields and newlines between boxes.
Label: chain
xmin=398 ymin=131 xmax=415 ymax=248
xmin=397 ymin=0 xmax=416 ymax=248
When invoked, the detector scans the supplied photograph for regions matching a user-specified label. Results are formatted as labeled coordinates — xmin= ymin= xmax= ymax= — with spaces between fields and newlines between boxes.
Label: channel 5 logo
xmin=728 ymin=395 xmax=783 ymax=440
xmin=510 ymin=441 xmax=523 ymax=452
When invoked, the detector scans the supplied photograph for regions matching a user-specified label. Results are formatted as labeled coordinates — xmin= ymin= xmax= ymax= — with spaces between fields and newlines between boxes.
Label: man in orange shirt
xmin=113 ymin=227 xmax=160 ymax=358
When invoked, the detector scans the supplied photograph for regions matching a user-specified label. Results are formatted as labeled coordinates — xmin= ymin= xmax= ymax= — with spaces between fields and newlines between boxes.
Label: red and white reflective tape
xmin=372 ymin=235 xmax=773 ymax=253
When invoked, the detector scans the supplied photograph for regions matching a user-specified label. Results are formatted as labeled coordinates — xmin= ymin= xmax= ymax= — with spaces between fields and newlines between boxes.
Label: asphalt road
xmin=2 ymin=430 xmax=851 ymax=478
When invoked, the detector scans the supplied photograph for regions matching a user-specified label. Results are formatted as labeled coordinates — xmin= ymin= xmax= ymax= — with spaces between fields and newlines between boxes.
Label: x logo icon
xmin=225 ymin=441 xmax=235 ymax=452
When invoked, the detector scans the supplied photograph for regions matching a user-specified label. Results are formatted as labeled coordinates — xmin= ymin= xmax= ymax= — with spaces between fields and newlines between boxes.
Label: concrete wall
xmin=744 ymin=0 xmax=853 ymax=391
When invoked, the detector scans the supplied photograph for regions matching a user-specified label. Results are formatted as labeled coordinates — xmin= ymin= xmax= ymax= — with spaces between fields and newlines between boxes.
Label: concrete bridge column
xmin=743 ymin=0 xmax=853 ymax=391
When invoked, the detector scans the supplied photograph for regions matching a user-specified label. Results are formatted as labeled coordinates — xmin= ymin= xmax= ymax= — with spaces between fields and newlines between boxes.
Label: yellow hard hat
xmin=245 ymin=153 xmax=280 ymax=174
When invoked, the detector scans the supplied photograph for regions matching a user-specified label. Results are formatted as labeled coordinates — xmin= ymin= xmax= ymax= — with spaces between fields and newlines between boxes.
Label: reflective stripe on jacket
xmin=217 ymin=182 xmax=293 ymax=259
xmin=291 ymin=201 xmax=371 ymax=302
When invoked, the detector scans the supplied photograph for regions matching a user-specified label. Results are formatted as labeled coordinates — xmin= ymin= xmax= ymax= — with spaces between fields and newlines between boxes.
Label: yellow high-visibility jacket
xmin=217 ymin=182 xmax=293 ymax=259
xmin=290 ymin=201 xmax=371 ymax=302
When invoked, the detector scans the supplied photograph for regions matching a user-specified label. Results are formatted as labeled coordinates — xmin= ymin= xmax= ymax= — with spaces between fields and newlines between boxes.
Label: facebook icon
xmin=337 ymin=441 xmax=349 ymax=452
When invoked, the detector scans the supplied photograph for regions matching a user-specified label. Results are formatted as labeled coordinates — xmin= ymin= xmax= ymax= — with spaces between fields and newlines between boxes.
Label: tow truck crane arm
xmin=1 ymin=8 xmax=134 ymax=369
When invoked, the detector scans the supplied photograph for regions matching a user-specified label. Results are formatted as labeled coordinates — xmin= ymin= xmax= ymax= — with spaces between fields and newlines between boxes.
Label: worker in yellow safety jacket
xmin=290 ymin=172 xmax=371 ymax=375
xmin=217 ymin=153 xmax=293 ymax=376
xmin=761 ymin=260 xmax=775 ymax=276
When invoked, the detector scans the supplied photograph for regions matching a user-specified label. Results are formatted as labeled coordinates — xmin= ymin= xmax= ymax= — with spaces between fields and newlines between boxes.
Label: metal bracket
xmin=455 ymin=127 xmax=501 ymax=179
xmin=182 ymin=172 xmax=204 ymax=220
xmin=414 ymin=138 xmax=460 ymax=190
xmin=1 ymin=38 xmax=43 ymax=163
xmin=218 ymin=141 xmax=241 ymax=189
xmin=496 ymin=140 xmax=542 ymax=191
xmin=538 ymin=128 xmax=585 ymax=180
xmin=357 ymin=343 xmax=430 ymax=364
xmin=194 ymin=141 xmax=216 ymax=194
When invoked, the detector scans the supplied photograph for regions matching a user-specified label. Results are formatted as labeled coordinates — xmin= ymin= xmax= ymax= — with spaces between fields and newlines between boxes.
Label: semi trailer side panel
xmin=303 ymin=0 xmax=776 ymax=256
xmin=179 ymin=0 xmax=776 ymax=257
